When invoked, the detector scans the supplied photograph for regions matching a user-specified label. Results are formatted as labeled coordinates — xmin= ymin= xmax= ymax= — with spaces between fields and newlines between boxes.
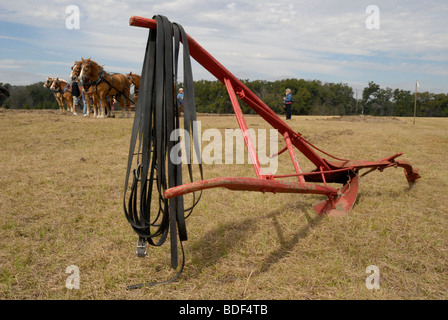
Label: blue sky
xmin=1 ymin=0 xmax=447 ymax=95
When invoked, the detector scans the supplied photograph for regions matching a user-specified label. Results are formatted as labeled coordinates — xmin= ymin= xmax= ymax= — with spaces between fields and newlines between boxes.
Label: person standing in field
xmin=177 ymin=87 xmax=184 ymax=116
xmin=283 ymin=88 xmax=293 ymax=120
xmin=81 ymin=89 xmax=88 ymax=116
xmin=65 ymin=80 xmax=81 ymax=116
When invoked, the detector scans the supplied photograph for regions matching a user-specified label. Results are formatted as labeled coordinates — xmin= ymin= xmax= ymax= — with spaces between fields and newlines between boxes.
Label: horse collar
xmin=95 ymin=67 xmax=106 ymax=85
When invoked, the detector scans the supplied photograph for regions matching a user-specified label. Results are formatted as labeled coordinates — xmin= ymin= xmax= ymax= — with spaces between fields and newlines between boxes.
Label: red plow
xmin=123 ymin=16 xmax=420 ymax=288
xmin=129 ymin=16 xmax=420 ymax=218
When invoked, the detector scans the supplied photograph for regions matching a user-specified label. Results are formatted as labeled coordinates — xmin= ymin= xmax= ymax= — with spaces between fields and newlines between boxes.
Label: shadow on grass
xmin=257 ymin=207 xmax=324 ymax=275
xmin=186 ymin=201 xmax=325 ymax=281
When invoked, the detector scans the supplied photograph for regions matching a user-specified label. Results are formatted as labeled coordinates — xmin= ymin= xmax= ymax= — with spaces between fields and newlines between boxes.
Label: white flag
xmin=416 ymin=81 xmax=419 ymax=87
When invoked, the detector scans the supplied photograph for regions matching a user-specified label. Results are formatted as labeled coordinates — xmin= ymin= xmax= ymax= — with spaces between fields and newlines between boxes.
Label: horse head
xmin=70 ymin=61 xmax=82 ymax=81
xmin=44 ymin=77 xmax=54 ymax=88
xmin=49 ymin=78 xmax=59 ymax=92
xmin=126 ymin=72 xmax=140 ymax=89
xmin=79 ymin=58 xmax=95 ymax=86
xmin=126 ymin=72 xmax=134 ymax=85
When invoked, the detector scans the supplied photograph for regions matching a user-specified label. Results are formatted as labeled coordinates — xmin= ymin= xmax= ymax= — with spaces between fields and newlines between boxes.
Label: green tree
xmin=0 ymin=82 xmax=11 ymax=107
xmin=393 ymin=89 xmax=413 ymax=116
xmin=1 ymin=82 xmax=58 ymax=109
xmin=292 ymin=87 xmax=311 ymax=115
xmin=361 ymin=81 xmax=380 ymax=115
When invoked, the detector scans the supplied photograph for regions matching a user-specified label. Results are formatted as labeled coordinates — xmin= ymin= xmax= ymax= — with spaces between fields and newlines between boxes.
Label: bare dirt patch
xmin=325 ymin=115 xmax=405 ymax=123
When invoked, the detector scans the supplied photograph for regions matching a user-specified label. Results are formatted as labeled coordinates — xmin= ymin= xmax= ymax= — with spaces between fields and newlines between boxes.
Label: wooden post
xmin=413 ymin=81 xmax=418 ymax=125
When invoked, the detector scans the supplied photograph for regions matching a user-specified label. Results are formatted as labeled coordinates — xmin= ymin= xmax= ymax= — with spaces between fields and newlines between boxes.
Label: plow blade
xmin=313 ymin=175 xmax=359 ymax=217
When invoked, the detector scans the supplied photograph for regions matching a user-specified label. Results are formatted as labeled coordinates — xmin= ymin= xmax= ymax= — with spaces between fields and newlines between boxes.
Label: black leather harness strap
xmin=123 ymin=15 xmax=202 ymax=289
xmin=96 ymin=70 xmax=136 ymax=105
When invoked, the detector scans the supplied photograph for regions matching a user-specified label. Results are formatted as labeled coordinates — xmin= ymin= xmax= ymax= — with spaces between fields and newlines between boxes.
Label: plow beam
xmin=164 ymin=176 xmax=339 ymax=199
xmin=164 ymin=175 xmax=359 ymax=217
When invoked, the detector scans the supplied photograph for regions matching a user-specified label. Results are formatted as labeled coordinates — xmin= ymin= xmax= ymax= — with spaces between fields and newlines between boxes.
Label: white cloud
xmin=0 ymin=1 xmax=65 ymax=26
xmin=0 ymin=0 xmax=447 ymax=92
xmin=0 ymin=59 xmax=26 ymax=69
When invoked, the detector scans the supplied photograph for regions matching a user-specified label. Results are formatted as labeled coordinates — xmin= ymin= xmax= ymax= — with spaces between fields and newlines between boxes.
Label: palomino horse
xmin=79 ymin=58 xmax=131 ymax=118
xmin=50 ymin=78 xmax=73 ymax=112
xmin=125 ymin=72 xmax=140 ymax=105
xmin=44 ymin=77 xmax=68 ymax=112
xmin=70 ymin=60 xmax=104 ymax=118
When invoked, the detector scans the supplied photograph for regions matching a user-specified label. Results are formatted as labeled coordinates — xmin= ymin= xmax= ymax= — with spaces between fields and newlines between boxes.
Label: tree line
xmin=0 ymin=82 xmax=57 ymax=110
xmin=1 ymin=79 xmax=447 ymax=117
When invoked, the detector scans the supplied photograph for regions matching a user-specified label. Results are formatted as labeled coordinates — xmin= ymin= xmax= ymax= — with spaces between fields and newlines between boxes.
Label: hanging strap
xmin=123 ymin=15 xmax=203 ymax=289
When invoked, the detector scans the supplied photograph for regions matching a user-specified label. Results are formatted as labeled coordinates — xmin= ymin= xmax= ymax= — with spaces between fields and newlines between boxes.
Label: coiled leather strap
xmin=123 ymin=15 xmax=203 ymax=288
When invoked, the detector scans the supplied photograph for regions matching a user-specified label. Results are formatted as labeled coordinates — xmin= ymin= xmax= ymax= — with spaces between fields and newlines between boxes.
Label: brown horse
xmin=50 ymin=78 xmax=73 ymax=112
xmin=79 ymin=58 xmax=131 ymax=118
xmin=44 ymin=77 xmax=68 ymax=112
xmin=70 ymin=60 xmax=104 ymax=118
xmin=126 ymin=72 xmax=140 ymax=105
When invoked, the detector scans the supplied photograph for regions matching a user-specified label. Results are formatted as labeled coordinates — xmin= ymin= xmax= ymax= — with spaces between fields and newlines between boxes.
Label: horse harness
xmin=51 ymin=80 xmax=65 ymax=94
xmin=123 ymin=15 xmax=202 ymax=289
xmin=83 ymin=62 xmax=135 ymax=104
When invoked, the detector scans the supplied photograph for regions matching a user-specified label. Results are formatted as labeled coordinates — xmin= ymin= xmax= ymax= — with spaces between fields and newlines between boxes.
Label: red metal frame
xmin=129 ymin=16 xmax=421 ymax=217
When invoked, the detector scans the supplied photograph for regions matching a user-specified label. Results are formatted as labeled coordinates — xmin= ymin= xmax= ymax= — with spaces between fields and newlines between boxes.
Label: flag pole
xmin=413 ymin=80 xmax=418 ymax=125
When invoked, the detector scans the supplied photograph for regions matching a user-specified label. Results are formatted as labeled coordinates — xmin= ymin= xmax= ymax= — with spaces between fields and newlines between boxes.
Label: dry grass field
xmin=0 ymin=108 xmax=447 ymax=300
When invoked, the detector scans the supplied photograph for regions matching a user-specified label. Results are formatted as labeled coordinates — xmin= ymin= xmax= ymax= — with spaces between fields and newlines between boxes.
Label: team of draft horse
xmin=44 ymin=58 xmax=140 ymax=118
